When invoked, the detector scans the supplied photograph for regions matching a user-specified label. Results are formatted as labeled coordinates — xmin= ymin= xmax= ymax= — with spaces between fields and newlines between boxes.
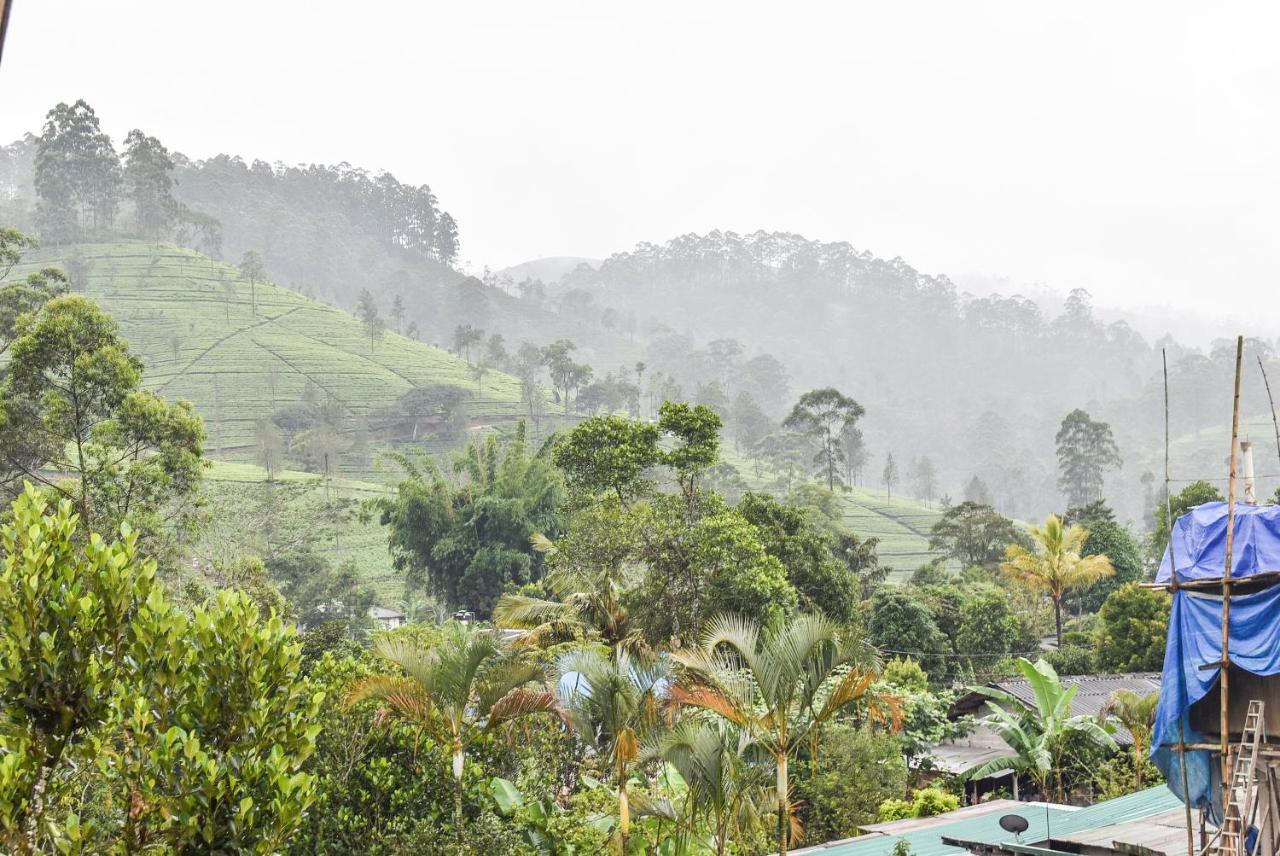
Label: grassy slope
xmin=200 ymin=459 xmax=404 ymax=603
xmin=720 ymin=445 xmax=945 ymax=577
xmin=838 ymin=486 xmax=944 ymax=580
xmin=7 ymin=241 xmax=526 ymax=457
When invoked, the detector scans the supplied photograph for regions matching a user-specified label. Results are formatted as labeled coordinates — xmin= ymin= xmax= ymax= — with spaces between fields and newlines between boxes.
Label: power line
xmin=880 ymin=647 xmax=1051 ymax=660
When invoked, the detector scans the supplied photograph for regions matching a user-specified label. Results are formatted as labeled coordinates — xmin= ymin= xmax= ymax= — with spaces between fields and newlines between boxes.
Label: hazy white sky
xmin=3 ymin=1 xmax=1278 ymax=327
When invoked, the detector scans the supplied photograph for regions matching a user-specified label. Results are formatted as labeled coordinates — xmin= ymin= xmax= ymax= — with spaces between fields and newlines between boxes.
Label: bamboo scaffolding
xmin=1169 ymin=348 xmax=1197 ymax=856
xmin=1222 ymin=335 xmax=1244 ymax=831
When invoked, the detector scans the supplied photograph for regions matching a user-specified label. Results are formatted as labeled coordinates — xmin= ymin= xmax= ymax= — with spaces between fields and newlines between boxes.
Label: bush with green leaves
xmin=876 ymin=787 xmax=959 ymax=822
xmin=0 ymin=485 xmax=321 ymax=854
xmin=795 ymin=725 xmax=906 ymax=844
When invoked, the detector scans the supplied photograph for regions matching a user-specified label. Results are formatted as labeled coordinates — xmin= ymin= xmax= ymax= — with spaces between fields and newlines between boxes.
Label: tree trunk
xmin=1053 ymin=597 xmax=1063 ymax=649
xmin=618 ymin=777 xmax=630 ymax=853
xmin=1012 ymin=774 xmax=1019 ymax=800
xmin=453 ymin=745 xmax=465 ymax=843
xmin=777 ymin=753 xmax=789 ymax=856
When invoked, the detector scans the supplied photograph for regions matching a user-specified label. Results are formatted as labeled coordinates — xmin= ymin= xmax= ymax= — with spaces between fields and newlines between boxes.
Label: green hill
xmin=6 ymin=241 xmax=528 ymax=466
xmin=839 ymin=487 xmax=944 ymax=579
xmin=719 ymin=446 xmax=945 ymax=576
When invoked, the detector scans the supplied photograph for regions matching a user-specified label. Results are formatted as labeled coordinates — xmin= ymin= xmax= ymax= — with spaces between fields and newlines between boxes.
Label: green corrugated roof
xmin=803 ymin=787 xmax=1183 ymax=856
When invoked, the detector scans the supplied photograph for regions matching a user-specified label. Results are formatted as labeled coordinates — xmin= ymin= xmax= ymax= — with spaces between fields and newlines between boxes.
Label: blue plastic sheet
xmin=1157 ymin=502 xmax=1280 ymax=584
xmin=1151 ymin=584 xmax=1280 ymax=822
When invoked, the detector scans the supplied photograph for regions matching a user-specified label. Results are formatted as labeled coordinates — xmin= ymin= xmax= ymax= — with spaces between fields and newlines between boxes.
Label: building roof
xmin=945 ymin=787 xmax=1185 ymax=855
xmin=1046 ymin=808 xmax=1187 ymax=855
xmin=921 ymin=725 xmax=1016 ymax=776
xmin=792 ymin=786 xmax=1182 ymax=856
xmin=367 ymin=606 xmax=406 ymax=620
xmin=950 ymin=672 xmax=1161 ymax=746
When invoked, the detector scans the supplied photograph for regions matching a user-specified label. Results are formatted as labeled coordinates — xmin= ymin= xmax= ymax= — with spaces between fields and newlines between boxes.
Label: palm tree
xmin=670 ymin=613 xmax=900 ymax=856
xmin=656 ymin=720 xmax=771 ymax=856
xmin=967 ymin=657 xmax=1116 ymax=801
xmin=1103 ymin=689 xmax=1159 ymax=789
xmin=494 ymin=529 xmax=645 ymax=658
xmin=346 ymin=624 xmax=563 ymax=841
xmin=1001 ymin=514 xmax=1113 ymax=647
xmin=558 ymin=647 xmax=668 ymax=853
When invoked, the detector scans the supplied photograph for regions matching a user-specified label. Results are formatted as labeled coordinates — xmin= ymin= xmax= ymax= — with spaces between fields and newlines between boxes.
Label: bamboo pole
xmin=1222 ymin=335 xmax=1244 ymax=819
xmin=1169 ymin=348 xmax=1196 ymax=856
xmin=1260 ymin=356 xmax=1280 ymax=469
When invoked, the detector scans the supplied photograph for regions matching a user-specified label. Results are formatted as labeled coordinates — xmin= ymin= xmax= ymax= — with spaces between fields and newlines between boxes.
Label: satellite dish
xmin=999 ymin=814 xmax=1030 ymax=835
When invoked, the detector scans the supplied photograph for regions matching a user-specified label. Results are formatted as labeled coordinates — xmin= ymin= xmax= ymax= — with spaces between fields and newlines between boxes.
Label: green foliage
xmin=796 ymin=725 xmax=906 ymax=845
xmin=882 ymin=658 xmax=929 ymax=693
xmin=784 ymin=387 xmax=865 ymax=491
xmin=34 ymin=100 xmax=121 ymax=242
xmin=552 ymin=415 xmax=661 ymax=503
xmin=372 ymin=424 xmax=564 ymax=615
xmin=672 ymin=612 xmax=894 ymax=855
xmin=1055 ymin=409 xmax=1122 ymax=508
xmin=1044 ymin=644 xmax=1095 ymax=676
xmin=875 ymin=787 xmax=958 ymax=822
xmin=0 ymin=486 xmax=319 ymax=853
xmin=1071 ymin=520 xmax=1145 ymax=613
xmin=298 ymin=649 xmax=516 ymax=853
xmin=967 ymin=658 xmax=1117 ymax=801
xmin=928 ymin=501 xmax=1021 ymax=569
xmin=0 ymin=294 xmax=204 ymax=540
xmin=736 ymin=492 xmax=859 ymax=623
xmin=0 ymin=486 xmax=155 ymax=851
xmin=954 ymin=585 xmax=1019 ymax=662
xmin=627 ymin=494 xmax=797 ymax=646
xmin=109 ymin=589 xmax=322 ymax=852
xmin=346 ymin=622 xmax=563 ymax=841
xmin=869 ymin=588 xmax=950 ymax=681
xmin=1093 ymin=583 xmax=1170 ymax=672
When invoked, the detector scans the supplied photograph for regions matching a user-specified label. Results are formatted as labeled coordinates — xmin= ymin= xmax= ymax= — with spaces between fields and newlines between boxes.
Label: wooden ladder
xmin=1218 ymin=700 xmax=1267 ymax=856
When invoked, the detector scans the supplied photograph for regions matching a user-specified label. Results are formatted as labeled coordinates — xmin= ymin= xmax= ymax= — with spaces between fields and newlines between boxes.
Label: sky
xmin=2 ymin=1 xmax=1279 ymax=333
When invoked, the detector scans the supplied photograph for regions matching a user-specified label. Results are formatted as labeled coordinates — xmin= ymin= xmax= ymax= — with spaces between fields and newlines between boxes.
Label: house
xmin=367 ymin=605 xmax=407 ymax=630
xmin=923 ymin=672 xmax=1160 ymax=801
xmin=790 ymin=786 xmax=1181 ymax=856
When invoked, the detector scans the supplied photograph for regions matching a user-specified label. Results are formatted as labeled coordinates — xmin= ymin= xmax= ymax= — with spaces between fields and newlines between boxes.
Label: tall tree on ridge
xmin=784 ymin=388 xmax=865 ymax=492
xmin=356 ymin=288 xmax=383 ymax=353
xmin=882 ymin=452 xmax=899 ymax=502
xmin=34 ymin=99 xmax=121 ymax=242
xmin=122 ymin=129 xmax=177 ymax=240
xmin=238 ymin=250 xmax=265 ymax=317
xmin=1055 ymin=409 xmax=1121 ymax=508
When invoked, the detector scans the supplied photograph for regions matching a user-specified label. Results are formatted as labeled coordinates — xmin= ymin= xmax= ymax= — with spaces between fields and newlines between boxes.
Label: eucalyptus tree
xmin=783 ymin=388 xmax=865 ymax=491
xmin=346 ymin=624 xmax=562 ymax=841
xmin=671 ymin=613 xmax=897 ymax=856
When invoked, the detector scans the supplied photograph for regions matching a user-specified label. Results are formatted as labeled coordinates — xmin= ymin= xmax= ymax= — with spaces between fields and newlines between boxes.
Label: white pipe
xmin=1243 ymin=440 xmax=1257 ymax=504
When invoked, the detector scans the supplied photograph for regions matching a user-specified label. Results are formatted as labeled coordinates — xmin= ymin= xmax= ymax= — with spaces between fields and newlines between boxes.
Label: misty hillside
xmin=4 ymin=117 xmax=1271 ymax=527
xmin=5 ymin=240 xmax=530 ymax=475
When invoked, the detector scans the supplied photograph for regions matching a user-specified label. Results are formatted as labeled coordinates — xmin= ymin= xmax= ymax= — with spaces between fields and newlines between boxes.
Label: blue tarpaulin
xmin=1157 ymin=502 xmax=1280 ymax=584
xmin=1152 ymin=502 xmax=1280 ymax=823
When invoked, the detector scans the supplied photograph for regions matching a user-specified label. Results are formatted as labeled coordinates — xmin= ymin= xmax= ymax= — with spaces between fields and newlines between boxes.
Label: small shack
xmin=1151 ymin=501 xmax=1280 ymax=855
xmin=935 ymin=672 xmax=1160 ymax=800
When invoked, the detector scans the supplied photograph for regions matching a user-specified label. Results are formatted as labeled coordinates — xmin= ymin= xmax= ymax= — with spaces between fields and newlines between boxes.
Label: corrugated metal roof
xmin=950 ymin=673 xmax=1161 ymax=747
xmin=794 ymin=786 xmax=1182 ymax=856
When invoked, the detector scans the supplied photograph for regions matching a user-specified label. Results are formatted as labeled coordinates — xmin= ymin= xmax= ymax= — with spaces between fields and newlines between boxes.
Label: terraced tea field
xmin=5 ymin=241 xmax=527 ymax=462
xmin=717 ymin=446 xmax=946 ymax=575
xmin=838 ymin=486 xmax=945 ymax=579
